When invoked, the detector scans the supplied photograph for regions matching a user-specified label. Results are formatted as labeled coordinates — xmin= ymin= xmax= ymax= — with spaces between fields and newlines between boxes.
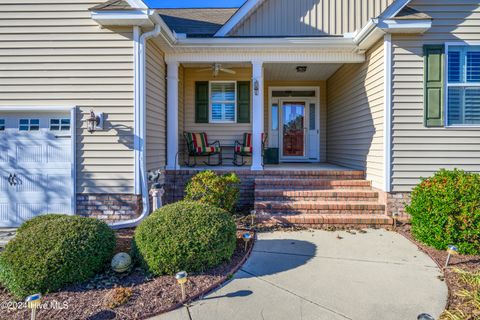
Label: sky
xmin=144 ymin=0 xmax=245 ymax=8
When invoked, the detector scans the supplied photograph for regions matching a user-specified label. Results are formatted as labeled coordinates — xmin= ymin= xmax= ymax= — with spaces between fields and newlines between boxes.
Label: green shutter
xmin=237 ymin=81 xmax=250 ymax=123
xmin=424 ymin=45 xmax=445 ymax=127
xmin=195 ymin=81 xmax=209 ymax=123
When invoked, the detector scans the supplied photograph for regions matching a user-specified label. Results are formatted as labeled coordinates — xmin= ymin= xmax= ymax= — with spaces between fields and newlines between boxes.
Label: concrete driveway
xmin=156 ymin=229 xmax=448 ymax=320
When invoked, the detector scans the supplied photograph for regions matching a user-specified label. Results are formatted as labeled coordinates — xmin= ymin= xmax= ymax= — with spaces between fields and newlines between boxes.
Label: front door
xmin=281 ymin=101 xmax=306 ymax=160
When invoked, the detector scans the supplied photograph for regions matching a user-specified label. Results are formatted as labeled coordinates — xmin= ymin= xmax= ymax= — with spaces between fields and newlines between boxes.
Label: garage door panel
xmin=16 ymin=144 xmax=43 ymax=163
xmin=16 ymin=173 xmax=44 ymax=193
xmin=0 ymin=203 xmax=14 ymax=226
xmin=48 ymin=203 xmax=72 ymax=214
xmin=47 ymin=143 xmax=70 ymax=163
xmin=17 ymin=203 xmax=46 ymax=223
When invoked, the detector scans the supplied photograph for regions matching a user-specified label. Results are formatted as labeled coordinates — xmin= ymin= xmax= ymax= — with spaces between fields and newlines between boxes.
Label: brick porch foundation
xmin=386 ymin=192 xmax=411 ymax=221
xmin=76 ymin=194 xmax=142 ymax=223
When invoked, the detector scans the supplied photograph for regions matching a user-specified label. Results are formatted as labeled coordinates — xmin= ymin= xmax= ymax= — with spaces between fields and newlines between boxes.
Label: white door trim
xmin=0 ymin=105 xmax=77 ymax=216
xmin=267 ymin=86 xmax=321 ymax=163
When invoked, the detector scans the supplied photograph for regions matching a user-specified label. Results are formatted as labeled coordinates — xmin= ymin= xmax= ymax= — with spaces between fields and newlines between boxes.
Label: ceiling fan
xmin=197 ymin=63 xmax=236 ymax=77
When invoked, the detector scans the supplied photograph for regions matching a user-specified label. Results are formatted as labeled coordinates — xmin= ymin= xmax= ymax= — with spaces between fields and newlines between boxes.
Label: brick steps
xmin=257 ymin=213 xmax=393 ymax=226
xmin=255 ymin=201 xmax=385 ymax=215
xmin=255 ymin=189 xmax=379 ymax=202
xmin=253 ymin=172 xmax=390 ymax=226
xmin=257 ymin=170 xmax=365 ymax=180
xmin=255 ymin=178 xmax=372 ymax=190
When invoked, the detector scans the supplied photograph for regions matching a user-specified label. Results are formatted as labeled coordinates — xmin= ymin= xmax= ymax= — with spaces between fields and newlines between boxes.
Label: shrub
xmin=406 ymin=169 xmax=480 ymax=255
xmin=16 ymin=214 xmax=65 ymax=234
xmin=185 ymin=170 xmax=240 ymax=213
xmin=0 ymin=215 xmax=115 ymax=298
xmin=133 ymin=201 xmax=236 ymax=275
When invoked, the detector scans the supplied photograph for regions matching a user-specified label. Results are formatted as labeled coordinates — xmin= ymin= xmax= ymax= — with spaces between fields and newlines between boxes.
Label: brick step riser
xmin=256 ymin=215 xmax=392 ymax=226
xmin=256 ymin=209 xmax=386 ymax=215
xmin=255 ymin=185 xmax=373 ymax=191
xmin=257 ymin=175 xmax=365 ymax=180
xmin=256 ymin=196 xmax=379 ymax=202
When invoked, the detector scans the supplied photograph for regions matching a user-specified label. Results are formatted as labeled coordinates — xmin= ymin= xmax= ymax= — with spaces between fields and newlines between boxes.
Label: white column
xmin=251 ymin=60 xmax=264 ymax=170
xmin=166 ymin=61 xmax=180 ymax=170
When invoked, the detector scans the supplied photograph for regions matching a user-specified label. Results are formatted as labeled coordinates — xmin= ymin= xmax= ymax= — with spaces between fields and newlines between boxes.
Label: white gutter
xmin=110 ymin=22 xmax=162 ymax=229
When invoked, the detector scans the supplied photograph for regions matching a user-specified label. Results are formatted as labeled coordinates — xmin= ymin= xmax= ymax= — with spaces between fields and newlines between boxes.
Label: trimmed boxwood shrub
xmin=185 ymin=170 xmax=240 ymax=213
xmin=0 ymin=215 xmax=115 ymax=298
xmin=406 ymin=169 xmax=480 ymax=255
xmin=133 ymin=201 xmax=236 ymax=275
xmin=16 ymin=214 xmax=65 ymax=234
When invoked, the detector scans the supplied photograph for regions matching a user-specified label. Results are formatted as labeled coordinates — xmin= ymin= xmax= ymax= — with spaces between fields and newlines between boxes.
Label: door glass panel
xmin=271 ymin=104 xmax=278 ymax=131
xmin=309 ymin=103 xmax=316 ymax=130
xmin=282 ymin=102 xmax=305 ymax=157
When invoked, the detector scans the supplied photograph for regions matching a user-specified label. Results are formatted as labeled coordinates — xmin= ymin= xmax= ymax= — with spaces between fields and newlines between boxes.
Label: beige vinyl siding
xmin=0 ymin=0 xmax=134 ymax=194
xmin=327 ymin=40 xmax=385 ymax=189
xmin=145 ymin=39 xmax=166 ymax=172
xmin=182 ymin=67 xmax=252 ymax=147
xmin=391 ymin=0 xmax=480 ymax=192
xmin=232 ymin=0 xmax=394 ymax=36
xmin=264 ymin=80 xmax=327 ymax=162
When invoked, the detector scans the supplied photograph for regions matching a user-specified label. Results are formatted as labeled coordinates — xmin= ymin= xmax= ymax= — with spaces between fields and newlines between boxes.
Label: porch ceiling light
xmin=296 ymin=66 xmax=307 ymax=73
xmin=85 ymin=109 xmax=105 ymax=134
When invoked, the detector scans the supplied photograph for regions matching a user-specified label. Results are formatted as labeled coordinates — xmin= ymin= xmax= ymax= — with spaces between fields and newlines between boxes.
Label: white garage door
xmin=0 ymin=112 xmax=74 ymax=227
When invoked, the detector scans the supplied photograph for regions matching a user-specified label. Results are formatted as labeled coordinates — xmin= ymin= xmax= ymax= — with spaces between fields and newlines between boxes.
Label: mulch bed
xmin=397 ymin=224 xmax=480 ymax=319
xmin=0 ymin=229 xmax=254 ymax=320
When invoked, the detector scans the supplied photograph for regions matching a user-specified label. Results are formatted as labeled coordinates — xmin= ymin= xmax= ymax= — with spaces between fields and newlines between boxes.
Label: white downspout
xmin=110 ymin=22 xmax=162 ymax=229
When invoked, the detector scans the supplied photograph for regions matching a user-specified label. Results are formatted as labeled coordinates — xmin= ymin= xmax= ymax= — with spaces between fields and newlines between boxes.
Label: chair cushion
xmin=196 ymin=146 xmax=221 ymax=154
xmin=235 ymin=146 xmax=252 ymax=153
xmin=242 ymin=133 xmax=252 ymax=148
xmin=185 ymin=132 xmax=209 ymax=151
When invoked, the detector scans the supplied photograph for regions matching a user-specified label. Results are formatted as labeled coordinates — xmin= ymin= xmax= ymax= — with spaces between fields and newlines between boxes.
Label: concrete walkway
xmin=156 ymin=229 xmax=448 ymax=320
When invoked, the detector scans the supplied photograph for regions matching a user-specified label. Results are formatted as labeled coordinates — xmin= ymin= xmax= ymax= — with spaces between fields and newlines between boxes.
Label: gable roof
xmin=157 ymin=8 xmax=238 ymax=37
xmin=392 ymin=6 xmax=432 ymax=20
xmin=90 ymin=0 xmax=134 ymax=11
xmin=216 ymin=0 xmax=415 ymax=37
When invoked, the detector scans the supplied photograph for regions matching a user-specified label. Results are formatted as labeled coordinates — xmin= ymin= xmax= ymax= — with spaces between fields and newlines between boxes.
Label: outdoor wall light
xmin=445 ymin=245 xmax=459 ymax=269
xmin=417 ymin=313 xmax=435 ymax=320
xmin=175 ymin=271 xmax=188 ymax=301
xmin=85 ymin=109 xmax=105 ymax=133
xmin=254 ymin=79 xmax=259 ymax=96
xmin=243 ymin=232 xmax=252 ymax=252
xmin=26 ymin=293 xmax=42 ymax=320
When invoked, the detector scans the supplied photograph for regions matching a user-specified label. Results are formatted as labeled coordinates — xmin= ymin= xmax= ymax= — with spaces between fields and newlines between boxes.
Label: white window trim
xmin=445 ymin=41 xmax=480 ymax=128
xmin=19 ymin=118 xmax=40 ymax=131
xmin=208 ymin=80 xmax=237 ymax=124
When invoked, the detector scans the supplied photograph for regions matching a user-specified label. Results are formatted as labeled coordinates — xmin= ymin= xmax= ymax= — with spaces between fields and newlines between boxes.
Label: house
xmin=0 ymin=0 xmax=479 ymax=228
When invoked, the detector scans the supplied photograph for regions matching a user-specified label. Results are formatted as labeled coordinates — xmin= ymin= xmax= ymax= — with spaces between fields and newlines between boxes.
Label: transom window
xmin=0 ymin=119 xmax=4 ymax=131
xmin=210 ymin=81 xmax=236 ymax=123
xmin=50 ymin=118 xmax=70 ymax=131
xmin=447 ymin=45 xmax=480 ymax=126
xmin=19 ymin=119 xmax=40 ymax=131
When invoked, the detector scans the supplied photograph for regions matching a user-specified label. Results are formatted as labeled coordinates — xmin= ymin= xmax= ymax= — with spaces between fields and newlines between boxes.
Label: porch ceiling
xmin=264 ymin=63 xmax=342 ymax=81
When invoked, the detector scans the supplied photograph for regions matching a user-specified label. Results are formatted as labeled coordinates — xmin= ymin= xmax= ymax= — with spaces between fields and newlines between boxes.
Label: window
xmin=447 ymin=45 xmax=480 ymax=126
xmin=210 ymin=82 xmax=236 ymax=123
xmin=271 ymin=104 xmax=279 ymax=131
xmin=50 ymin=118 xmax=70 ymax=131
xmin=19 ymin=119 xmax=40 ymax=131
xmin=0 ymin=119 xmax=4 ymax=131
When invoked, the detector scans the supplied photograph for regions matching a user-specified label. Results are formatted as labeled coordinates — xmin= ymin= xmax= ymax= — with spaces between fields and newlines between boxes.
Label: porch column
xmin=251 ymin=60 xmax=264 ymax=171
xmin=166 ymin=61 xmax=180 ymax=170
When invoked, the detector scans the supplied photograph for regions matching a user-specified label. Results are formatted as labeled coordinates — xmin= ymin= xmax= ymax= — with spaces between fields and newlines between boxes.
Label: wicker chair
xmin=184 ymin=132 xmax=222 ymax=167
xmin=233 ymin=133 xmax=267 ymax=166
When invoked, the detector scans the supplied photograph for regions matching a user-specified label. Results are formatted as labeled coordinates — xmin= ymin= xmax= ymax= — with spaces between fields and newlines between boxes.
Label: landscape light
xmin=445 ymin=245 xmax=459 ymax=269
xmin=243 ymin=232 xmax=252 ymax=252
xmin=175 ymin=271 xmax=188 ymax=301
xmin=25 ymin=293 xmax=42 ymax=320
xmin=250 ymin=210 xmax=256 ymax=229
xmin=417 ymin=313 xmax=435 ymax=320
